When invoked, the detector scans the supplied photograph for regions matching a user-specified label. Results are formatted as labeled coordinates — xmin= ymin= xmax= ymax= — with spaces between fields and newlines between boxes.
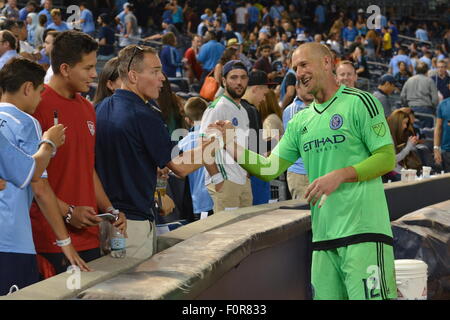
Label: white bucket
xmin=395 ymin=259 xmax=428 ymax=300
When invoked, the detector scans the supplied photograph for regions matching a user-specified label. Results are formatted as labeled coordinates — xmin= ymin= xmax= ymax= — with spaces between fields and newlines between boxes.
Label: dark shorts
xmin=0 ymin=252 xmax=39 ymax=296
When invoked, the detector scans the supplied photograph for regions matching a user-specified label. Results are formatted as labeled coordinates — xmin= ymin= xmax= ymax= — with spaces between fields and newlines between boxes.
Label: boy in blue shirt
xmin=0 ymin=58 xmax=89 ymax=295
xmin=177 ymin=97 xmax=214 ymax=219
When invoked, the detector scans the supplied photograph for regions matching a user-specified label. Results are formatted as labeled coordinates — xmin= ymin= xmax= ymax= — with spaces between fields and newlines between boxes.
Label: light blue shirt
xmin=437 ymin=98 xmax=450 ymax=151
xmin=415 ymin=28 xmax=429 ymax=42
xmin=269 ymin=5 xmax=284 ymax=21
xmin=178 ymin=126 xmax=214 ymax=213
xmin=282 ymin=98 xmax=307 ymax=175
xmin=0 ymin=50 xmax=19 ymax=70
xmin=47 ymin=21 xmax=71 ymax=32
xmin=197 ymin=40 xmax=225 ymax=72
xmin=0 ymin=103 xmax=47 ymax=254
xmin=81 ymin=9 xmax=95 ymax=34
xmin=0 ymin=131 xmax=35 ymax=189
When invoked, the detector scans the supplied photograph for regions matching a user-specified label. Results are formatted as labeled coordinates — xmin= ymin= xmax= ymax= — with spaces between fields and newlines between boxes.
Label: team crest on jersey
xmin=330 ymin=114 xmax=343 ymax=130
xmin=372 ymin=122 xmax=386 ymax=137
xmin=232 ymin=117 xmax=239 ymax=126
xmin=87 ymin=121 xmax=95 ymax=136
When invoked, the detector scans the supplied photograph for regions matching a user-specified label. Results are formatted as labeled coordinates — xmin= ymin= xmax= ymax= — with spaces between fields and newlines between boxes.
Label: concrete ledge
xmin=1 ymin=255 xmax=145 ymax=300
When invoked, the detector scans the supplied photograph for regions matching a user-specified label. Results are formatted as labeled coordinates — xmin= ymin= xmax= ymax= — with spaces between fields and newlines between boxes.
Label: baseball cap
xmin=379 ymin=74 xmax=400 ymax=87
xmin=227 ymin=38 xmax=240 ymax=48
xmin=296 ymin=33 xmax=307 ymax=42
xmin=222 ymin=60 xmax=248 ymax=77
xmin=248 ymin=70 xmax=277 ymax=86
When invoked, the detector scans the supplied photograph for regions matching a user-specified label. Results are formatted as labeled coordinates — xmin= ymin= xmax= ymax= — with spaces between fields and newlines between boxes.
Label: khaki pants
xmin=126 ymin=219 xmax=157 ymax=259
xmin=287 ymin=172 xmax=309 ymax=200
xmin=207 ymin=179 xmax=253 ymax=213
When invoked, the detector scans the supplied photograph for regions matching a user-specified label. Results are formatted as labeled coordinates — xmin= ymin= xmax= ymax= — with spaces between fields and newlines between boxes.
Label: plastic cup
xmin=422 ymin=166 xmax=431 ymax=178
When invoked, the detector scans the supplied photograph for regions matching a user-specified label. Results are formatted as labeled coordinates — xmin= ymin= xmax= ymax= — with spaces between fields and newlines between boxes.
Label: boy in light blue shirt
xmin=0 ymin=57 xmax=89 ymax=296
xmin=177 ymin=97 xmax=214 ymax=219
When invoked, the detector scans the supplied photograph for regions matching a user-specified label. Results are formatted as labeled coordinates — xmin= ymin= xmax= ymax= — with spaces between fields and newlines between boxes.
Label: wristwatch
xmin=64 ymin=205 xmax=75 ymax=224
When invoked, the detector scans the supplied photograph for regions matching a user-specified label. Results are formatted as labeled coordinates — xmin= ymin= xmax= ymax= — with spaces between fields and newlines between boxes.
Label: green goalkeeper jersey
xmin=273 ymin=85 xmax=394 ymax=250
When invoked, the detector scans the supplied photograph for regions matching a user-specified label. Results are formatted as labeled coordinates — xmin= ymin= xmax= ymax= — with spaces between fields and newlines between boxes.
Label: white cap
xmin=358 ymin=8 xmax=364 ymax=13
xmin=296 ymin=33 xmax=307 ymax=42
xmin=123 ymin=2 xmax=130 ymax=9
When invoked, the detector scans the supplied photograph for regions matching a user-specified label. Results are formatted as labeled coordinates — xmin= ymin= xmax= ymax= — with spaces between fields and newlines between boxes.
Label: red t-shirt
xmin=30 ymin=85 xmax=99 ymax=253
xmin=184 ymin=47 xmax=203 ymax=80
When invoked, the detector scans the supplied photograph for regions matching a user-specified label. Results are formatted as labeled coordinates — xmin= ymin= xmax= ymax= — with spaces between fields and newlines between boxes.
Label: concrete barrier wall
xmin=3 ymin=174 xmax=450 ymax=300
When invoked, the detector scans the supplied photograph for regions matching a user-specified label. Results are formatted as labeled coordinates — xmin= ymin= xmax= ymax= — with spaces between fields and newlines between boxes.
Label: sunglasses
xmin=127 ymin=46 xmax=144 ymax=72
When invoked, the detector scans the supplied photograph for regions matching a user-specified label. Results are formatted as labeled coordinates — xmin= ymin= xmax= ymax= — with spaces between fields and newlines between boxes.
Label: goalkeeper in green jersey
xmin=207 ymin=43 xmax=398 ymax=300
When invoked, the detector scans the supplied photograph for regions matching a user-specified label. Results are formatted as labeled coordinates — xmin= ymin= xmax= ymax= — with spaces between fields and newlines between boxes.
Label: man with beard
xmin=199 ymin=60 xmax=252 ymax=212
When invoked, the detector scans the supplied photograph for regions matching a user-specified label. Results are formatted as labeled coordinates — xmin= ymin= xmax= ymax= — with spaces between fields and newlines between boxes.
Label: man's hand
xmin=159 ymin=194 xmax=175 ymax=216
xmin=42 ymin=124 xmax=66 ymax=148
xmin=304 ymin=167 xmax=356 ymax=207
xmin=208 ymin=120 xmax=236 ymax=146
xmin=60 ymin=244 xmax=92 ymax=272
xmin=69 ymin=206 xmax=102 ymax=229
xmin=157 ymin=167 xmax=170 ymax=180
xmin=434 ymin=149 xmax=442 ymax=165
xmin=113 ymin=212 xmax=127 ymax=237
xmin=0 ymin=179 xmax=6 ymax=190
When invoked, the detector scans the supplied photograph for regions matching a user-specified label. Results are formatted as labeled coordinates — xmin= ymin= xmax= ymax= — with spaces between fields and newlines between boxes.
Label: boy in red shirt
xmin=30 ymin=30 xmax=126 ymax=277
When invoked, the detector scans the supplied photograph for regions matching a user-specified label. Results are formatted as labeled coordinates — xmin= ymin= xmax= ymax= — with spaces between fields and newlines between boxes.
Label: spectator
xmin=389 ymin=48 xmax=413 ymax=75
xmin=381 ymin=26 xmax=393 ymax=59
xmin=355 ymin=13 xmax=367 ymax=37
xmin=373 ymin=74 xmax=399 ymax=117
xmin=38 ymin=0 xmax=52 ymax=28
xmin=328 ymin=14 xmax=344 ymax=37
xmin=241 ymin=70 xmax=270 ymax=205
xmin=168 ymin=0 xmax=183 ymax=32
xmin=121 ymin=3 xmax=139 ymax=47
xmin=42 ymin=30 xmax=58 ymax=84
xmin=326 ymin=32 xmax=342 ymax=56
xmin=394 ymin=61 xmax=413 ymax=90
xmin=349 ymin=45 xmax=370 ymax=79
xmin=26 ymin=12 xmax=38 ymax=46
xmin=401 ymin=61 xmax=439 ymax=128
xmin=279 ymin=51 xmax=296 ymax=109
xmin=19 ymin=1 xmax=37 ymax=22
xmin=200 ymin=60 xmax=253 ymax=212
xmin=419 ymin=50 xmax=433 ymax=70
xmin=157 ymin=74 xmax=187 ymax=135
xmin=95 ymin=45 xmax=217 ymax=259
xmin=258 ymin=89 xmax=284 ymax=145
xmin=410 ymin=51 xmax=420 ymax=74
xmin=183 ymin=35 xmax=203 ymax=84
xmin=314 ymin=1 xmax=326 ymax=34
xmin=234 ymin=3 xmax=247 ymax=33
xmin=47 ymin=9 xmax=70 ymax=32
xmin=364 ymin=29 xmax=380 ymax=59
xmin=195 ymin=16 xmax=211 ymax=37
xmin=34 ymin=12 xmax=46 ymax=48
xmin=336 ymin=60 xmax=358 ymax=88
xmin=77 ymin=2 xmax=95 ymax=36
xmin=30 ymin=31 xmax=126 ymax=278
xmin=177 ymin=97 xmax=214 ymax=219
xmin=93 ymin=57 xmax=121 ymax=106
xmin=282 ymin=81 xmax=314 ymax=199
xmin=388 ymin=20 xmax=399 ymax=46
xmin=386 ymin=109 xmax=421 ymax=181
xmin=160 ymin=32 xmax=182 ymax=78
xmin=343 ymin=20 xmax=358 ymax=49
xmin=96 ymin=13 xmax=115 ymax=62
xmin=145 ymin=19 xmax=180 ymax=42
xmin=200 ymin=8 xmax=214 ymax=24
xmin=197 ymin=30 xmax=225 ymax=85
xmin=415 ymin=23 xmax=429 ymax=42
xmin=434 ymin=97 xmax=450 ymax=172
xmin=2 ymin=0 xmax=20 ymax=21
xmin=0 ymin=58 xmax=89 ymax=295
xmin=431 ymin=59 xmax=450 ymax=100
xmin=269 ymin=0 xmax=285 ymax=22
xmin=213 ymin=46 xmax=238 ymax=97
xmin=246 ymin=1 xmax=259 ymax=32
xmin=214 ymin=7 xmax=227 ymax=29
xmin=253 ymin=44 xmax=276 ymax=81
xmin=0 ymin=30 xmax=19 ymax=70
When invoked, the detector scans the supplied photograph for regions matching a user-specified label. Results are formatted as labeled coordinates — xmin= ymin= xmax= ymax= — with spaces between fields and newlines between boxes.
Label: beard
xmin=225 ymin=84 xmax=247 ymax=100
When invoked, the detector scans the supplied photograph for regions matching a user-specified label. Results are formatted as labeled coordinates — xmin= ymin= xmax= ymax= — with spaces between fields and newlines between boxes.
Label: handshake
xmin=202 ymin=120 xmax=237 ymax=151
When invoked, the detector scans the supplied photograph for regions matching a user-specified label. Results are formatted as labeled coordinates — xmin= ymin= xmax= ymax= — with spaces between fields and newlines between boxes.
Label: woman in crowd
xmin=257 ymin=89 xmax=284 ymax=151
xmin=160 ymin=32 xmax=183 ymax=78
xmin=26 ymin=12 xmax=38 ymax=47
xmin=384 ymin=109 xmax=422 ymax=181
xmin=93 ymin=57 xmax=122 ymax=106
xmin=394 ymin=61 xmax=412 ymax=89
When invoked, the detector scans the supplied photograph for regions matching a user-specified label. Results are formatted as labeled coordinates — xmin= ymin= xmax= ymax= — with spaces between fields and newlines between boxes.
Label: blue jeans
xmin=411 ymin=106 xmax=435 ymax=128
